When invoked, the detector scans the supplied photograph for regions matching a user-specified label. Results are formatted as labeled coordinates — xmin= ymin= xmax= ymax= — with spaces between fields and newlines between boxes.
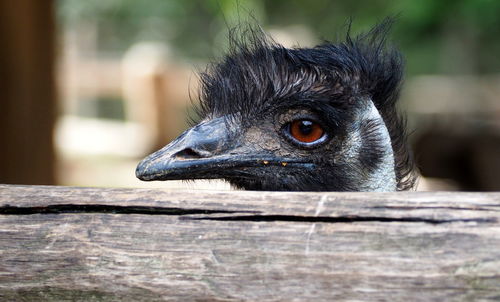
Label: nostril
xmin=173 ymin=148 xmax=203 ymax=160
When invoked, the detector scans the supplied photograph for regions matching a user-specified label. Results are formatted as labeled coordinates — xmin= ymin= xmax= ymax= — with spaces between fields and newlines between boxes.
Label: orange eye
xmin=289 ymin=119 xmax=325 ymax=143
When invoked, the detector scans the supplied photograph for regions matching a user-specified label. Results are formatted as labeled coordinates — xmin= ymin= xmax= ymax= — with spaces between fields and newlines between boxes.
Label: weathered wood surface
xmin=0 ymin=184 xmax=499 ymax=301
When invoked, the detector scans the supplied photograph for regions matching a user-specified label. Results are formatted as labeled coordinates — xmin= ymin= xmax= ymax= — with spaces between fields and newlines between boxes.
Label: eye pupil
xmin=288 ymin=119 xmax=325 ymax=144
xmin=298 ymin=120 xmax=314 ymax=135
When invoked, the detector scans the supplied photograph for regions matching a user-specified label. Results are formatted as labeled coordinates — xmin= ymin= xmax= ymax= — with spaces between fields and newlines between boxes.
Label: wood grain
xmin=0 ymin=184 xmax=499 ymax=301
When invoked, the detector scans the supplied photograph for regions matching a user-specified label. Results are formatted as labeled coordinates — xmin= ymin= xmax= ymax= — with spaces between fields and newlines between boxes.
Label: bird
xmin=135 ymin=21 xmax=416 ymax=191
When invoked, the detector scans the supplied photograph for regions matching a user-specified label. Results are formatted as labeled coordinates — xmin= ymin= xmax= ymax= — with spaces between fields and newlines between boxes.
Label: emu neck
xmin=342 ymin=100 xmax=397 ymax=191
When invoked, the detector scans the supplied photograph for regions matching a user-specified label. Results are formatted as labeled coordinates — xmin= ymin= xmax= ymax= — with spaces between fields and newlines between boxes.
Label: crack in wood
xmin=370 ymin=205 xmax=500 ymax=211
xmin=188 ymin=215 xmax=498 ymax=224
xmin=0 ymin=204 xmax=246 ymax=216
xmin=0 ymin=204 xmax=496 ymax=225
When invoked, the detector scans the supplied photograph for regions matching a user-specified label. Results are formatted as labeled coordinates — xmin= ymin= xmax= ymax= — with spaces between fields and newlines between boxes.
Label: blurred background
xmin=1 ymin=0 xmax=499 ymax=191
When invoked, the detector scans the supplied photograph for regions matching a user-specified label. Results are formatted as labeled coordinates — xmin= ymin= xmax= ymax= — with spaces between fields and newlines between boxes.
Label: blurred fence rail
xmin=58 ymin=41 xmax=193 ymax=158
xmin=1 ymin=184 xmax=499 ymax=301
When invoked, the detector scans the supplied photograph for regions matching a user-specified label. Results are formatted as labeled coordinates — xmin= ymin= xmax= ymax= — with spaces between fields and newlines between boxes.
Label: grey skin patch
xmin=359 ymin=118 xmax=386 ymax=172
xmin=338 ymin=99 xmax=396 ymax=191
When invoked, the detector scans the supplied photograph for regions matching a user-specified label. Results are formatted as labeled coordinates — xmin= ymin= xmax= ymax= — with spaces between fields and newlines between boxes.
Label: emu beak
xmin=136 ymin=117 xmax=233 ymax=181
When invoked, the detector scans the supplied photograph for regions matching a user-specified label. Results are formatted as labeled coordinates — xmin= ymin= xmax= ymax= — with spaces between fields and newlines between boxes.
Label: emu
xmin=136 ymin=22 xmax=416 ymax=191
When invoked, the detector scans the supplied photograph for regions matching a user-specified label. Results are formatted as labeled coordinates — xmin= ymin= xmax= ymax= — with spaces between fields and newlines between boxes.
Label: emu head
xmin=136 ymin=23 xmax=416 ymax=191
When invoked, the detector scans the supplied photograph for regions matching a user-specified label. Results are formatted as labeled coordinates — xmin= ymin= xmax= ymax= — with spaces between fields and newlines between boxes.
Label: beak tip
xmin=135 ymin=159 xmax=153 ymax=181
xmin=136 ymin=155 xmax=174 ymax=181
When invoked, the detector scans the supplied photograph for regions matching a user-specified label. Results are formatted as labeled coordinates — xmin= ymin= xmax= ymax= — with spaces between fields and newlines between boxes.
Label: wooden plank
xmin=0 ymin=185 xmax=499 ymax=301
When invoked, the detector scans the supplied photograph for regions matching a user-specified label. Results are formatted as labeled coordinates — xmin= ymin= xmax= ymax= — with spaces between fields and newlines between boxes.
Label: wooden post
xmin=0 ymin=1 xmax=56 ymax=185
xmin=122 ymin=43 xmax=188 ymax=152
xmin=1 ymin=185 xmax=499 ymax=301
